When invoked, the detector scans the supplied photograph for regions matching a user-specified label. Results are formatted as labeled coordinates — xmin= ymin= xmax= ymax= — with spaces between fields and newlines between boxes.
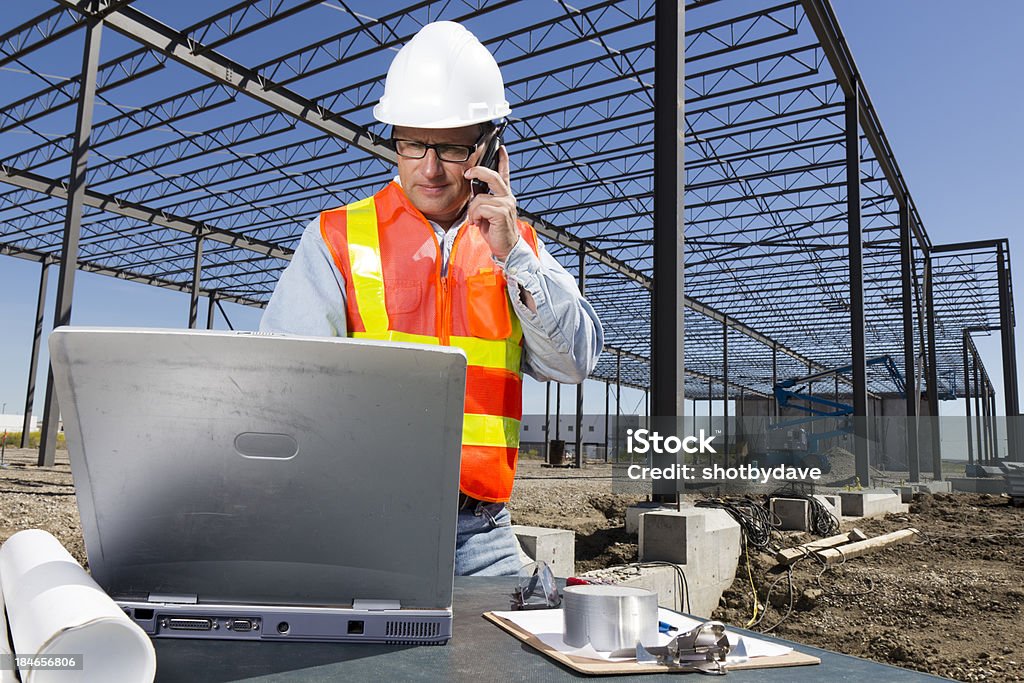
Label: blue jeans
xmin=454 ymin=502 xmax=524 ymax=577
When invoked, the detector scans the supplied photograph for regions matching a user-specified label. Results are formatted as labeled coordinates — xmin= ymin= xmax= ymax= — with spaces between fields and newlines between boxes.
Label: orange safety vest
xmin=320 ymin=181 xmax=539 ymax=503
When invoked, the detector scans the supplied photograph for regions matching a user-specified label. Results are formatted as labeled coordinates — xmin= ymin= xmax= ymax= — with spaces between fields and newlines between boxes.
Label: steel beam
xmin=0 ymin=246 xmax=263 ymax=307
xmin=652 ymin=0 xmax=686 ymax=420
xmin=21 ymin=262 xmax=49 ymax=448
xmin=799 ymin=0 xmax=931 ymax=252
xmin=0 ymin=166 xmax=292 ymax=261
xmin=39 ymin=15 xmax=102 ymax=468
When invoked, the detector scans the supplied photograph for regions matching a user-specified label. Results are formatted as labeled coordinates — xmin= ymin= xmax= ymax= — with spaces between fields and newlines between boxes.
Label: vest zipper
xmin=439 ymin=224 xmax=468 ymax=346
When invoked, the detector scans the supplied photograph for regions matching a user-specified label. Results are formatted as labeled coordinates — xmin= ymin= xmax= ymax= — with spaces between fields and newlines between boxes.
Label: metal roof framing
xmin=0 ymin=0 xmax=1017 ymax=467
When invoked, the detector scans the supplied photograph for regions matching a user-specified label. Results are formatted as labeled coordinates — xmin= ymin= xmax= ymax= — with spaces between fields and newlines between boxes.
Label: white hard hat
xmin=373 ymin=21 xmax=511 ymax=129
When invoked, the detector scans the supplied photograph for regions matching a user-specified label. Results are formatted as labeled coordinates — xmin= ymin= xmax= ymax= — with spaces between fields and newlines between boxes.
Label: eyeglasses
xmin=391 ymin=138 xmax=480 ymax=163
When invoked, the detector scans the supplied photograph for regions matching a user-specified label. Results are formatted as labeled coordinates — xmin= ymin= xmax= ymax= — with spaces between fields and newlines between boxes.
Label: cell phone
xmin=471 ymin=121 xmax=507 ymax=196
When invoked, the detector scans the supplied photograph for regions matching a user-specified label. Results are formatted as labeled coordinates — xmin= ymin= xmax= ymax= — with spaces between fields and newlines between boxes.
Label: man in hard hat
xmin=261 ymin=21 xmax=602 ymax=576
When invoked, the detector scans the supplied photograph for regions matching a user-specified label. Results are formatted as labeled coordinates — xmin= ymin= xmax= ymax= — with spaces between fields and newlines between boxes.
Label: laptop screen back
xmin=49 ymin=328 xmax=465 ymax=610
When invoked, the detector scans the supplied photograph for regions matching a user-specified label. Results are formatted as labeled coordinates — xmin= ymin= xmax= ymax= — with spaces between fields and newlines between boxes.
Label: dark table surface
xmin=154 ymin=577 xmax=951 ymax=682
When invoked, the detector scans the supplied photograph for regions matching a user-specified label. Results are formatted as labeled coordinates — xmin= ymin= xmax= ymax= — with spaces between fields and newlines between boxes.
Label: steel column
xmin=924 ymin=257 xmax=942 ymax=478
xmin=206 ymin=291 xmax=216 ymax=329
xmin=973 ymin=354 xmax=983 ymax=463
xmin=982 ymin=381 xmax=993 ymax=462
xmin=39 ymin=16 xmax=103 ymax=468
xmin=574 ymin=251 xmax=585 ymax=468
xmin=722 ymin=321 xmax=729 ymax=466
xmin=21 ymin=262 xmax=49 ymax=448
xmin=555 ymin=383 xmax=562 ymax=441
xmin=963 ymin=330 xmax=974 ymax=466
xmin=604 ymin=381 xmax=610 ymax=461
xmin=616 ymin=353 xmax=622 ymax=460
xmin=544 ymin=381 xmax=551 ymax=462
xmin=900 ymin=202 xmax=920 ymax=480
xmin=845 ymin=85 xmax=869 ymax=486
xmin=189 ymin=235 xmax=203 ymax=329
xmin=651 ymin=0 xmax=685 ymax=418
xmin=997 ymin=244 xmax=1019 ymax=457
xmin=987 ymin=393 xmax=995 ymax=462
xmin=771 ymin=345 xmax=778 ymax=419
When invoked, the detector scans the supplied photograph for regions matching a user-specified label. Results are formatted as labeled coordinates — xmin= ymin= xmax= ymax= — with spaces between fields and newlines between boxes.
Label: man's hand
xmin=464 ymin=146 xmax=519 ymax=261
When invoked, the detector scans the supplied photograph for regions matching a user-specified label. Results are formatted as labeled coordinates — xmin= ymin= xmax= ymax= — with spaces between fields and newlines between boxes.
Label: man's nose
xmin=423 ymin=148 xmax=445 ymax=176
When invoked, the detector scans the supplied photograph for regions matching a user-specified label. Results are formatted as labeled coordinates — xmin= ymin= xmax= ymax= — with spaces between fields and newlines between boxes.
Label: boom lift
xmin=758 ymin=356 xmax=906 ymax=473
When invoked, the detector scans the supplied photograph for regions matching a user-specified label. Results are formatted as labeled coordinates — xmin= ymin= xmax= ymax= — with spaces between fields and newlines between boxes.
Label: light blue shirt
xmin=260 ymin=186 xmax=603 ymax=383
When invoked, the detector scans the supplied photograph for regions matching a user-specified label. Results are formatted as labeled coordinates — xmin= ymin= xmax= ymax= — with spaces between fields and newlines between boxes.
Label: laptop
xmin=48 ymin=327 xmax=466 ymax=644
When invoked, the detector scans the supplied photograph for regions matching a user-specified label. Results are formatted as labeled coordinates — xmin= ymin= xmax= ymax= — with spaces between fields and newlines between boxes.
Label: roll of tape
xmin=562 ymin=585 xmax=658 ymax=651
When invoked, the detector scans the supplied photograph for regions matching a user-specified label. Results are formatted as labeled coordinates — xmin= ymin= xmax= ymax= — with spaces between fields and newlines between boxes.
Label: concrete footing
xmin=769 ymin=495 xmax=842 ymax=531
xmin=577 ymin=565 xmax=684 ymax=612
xmin=837 ymin=490 xmax=907 ymax=518
xmin=513 ymin=526 xmax=575 ymax=578
xmin=636 ymin=508 xmax=741 ymax=617
xmin=770 ymin=498 xmax=810 ymax=531
xmin=625 ymin=502 xmax=691 ymax=534
xmin=814 ymin=494 xmax=842 ymax=522
xmin=947 ymin=477 xmax=1008 ymax=495
xmin=894 ymin=480 xmax=953 ymax=503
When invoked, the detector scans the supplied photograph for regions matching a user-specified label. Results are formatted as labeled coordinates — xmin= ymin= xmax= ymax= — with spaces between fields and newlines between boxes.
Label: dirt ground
xmin=2 ymin=449 xmax=1022 ymax=681
xmin=510 ymin=457 xmax=1023 ymax=683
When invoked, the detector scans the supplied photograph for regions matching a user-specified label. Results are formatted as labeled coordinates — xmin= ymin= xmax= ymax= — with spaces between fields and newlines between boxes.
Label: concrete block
xmin=578 ymin=565 xmax=682 ymax=612
xmin=837 ymin=490 xmax=904 ymax=518
xmin=625 ymin=502 xmax=684 ymax=535
xmin=918 ymin=480 xmax=952 ymax=494
xmin=893 ymin=485 xmax=915 ymax=504
xmin=812 ymin=494 xmax=841 ymax=524
xmin=638 ymin=508 xmax=741 ymax=617
xmin=513 ymin=526 xmax=575 ymax=578
xmin=947 ymin=477 xmax=1008 ymax=495
xmin=770 ymin=498 xmax=810 ymax=531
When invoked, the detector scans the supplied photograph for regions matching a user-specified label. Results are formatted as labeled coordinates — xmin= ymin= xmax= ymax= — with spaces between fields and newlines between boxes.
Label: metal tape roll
xmin=562 ymin=585 xmax=658 ymax=651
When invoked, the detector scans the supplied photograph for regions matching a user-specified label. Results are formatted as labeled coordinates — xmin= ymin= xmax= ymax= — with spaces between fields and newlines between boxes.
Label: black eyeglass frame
xmin=390 ymin=137 xmax=482 ymax=163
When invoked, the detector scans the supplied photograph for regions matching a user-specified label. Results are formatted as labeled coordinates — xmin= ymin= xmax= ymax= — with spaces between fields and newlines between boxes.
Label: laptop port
xmin=133 ymin=608 xmax=154 ymax=620
xmin=230 ymin=619 xmax=254 ymax=632
xmin=276 ymin=621 xmax=290 ymax=634
xmin=347 ymin=620 xmax=364 ymax=635
xmin=168 ymin=618 xmax=213 ymax=631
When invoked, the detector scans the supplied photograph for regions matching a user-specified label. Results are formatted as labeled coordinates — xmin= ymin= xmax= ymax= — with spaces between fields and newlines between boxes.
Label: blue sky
xmin=0 ymin=1 xmax=1021 ymax=423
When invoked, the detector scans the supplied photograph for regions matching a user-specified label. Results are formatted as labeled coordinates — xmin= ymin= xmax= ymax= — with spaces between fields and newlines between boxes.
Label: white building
xmin=0 ymin=414 xmax=38 ymax=432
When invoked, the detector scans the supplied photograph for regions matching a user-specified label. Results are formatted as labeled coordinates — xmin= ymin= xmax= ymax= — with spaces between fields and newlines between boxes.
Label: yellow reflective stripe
xmin=352 ymin=330 xmax=439 ymax=346
xmin=346 ymin=197 xmax=389 ymax=334
xmin=462 ymin=414 xmax=521 ymax=448
xmin=450 ymin=335 xmax=522 ymax=373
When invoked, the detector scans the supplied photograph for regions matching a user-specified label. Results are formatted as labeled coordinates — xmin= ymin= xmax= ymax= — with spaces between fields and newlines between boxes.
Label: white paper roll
xmin=0 ymin=582 xmax=18 ymax=683
xmin=0 ymin=529 xmax=156 ymax=683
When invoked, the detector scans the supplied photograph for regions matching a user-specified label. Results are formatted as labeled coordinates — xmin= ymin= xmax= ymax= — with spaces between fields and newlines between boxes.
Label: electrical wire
xmin=695 ymin=496 xmax=779 ymax=551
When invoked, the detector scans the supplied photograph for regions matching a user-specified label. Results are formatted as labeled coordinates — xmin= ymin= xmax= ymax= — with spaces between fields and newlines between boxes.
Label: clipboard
xmin=483 ymin=611 xmax=821 ymax=676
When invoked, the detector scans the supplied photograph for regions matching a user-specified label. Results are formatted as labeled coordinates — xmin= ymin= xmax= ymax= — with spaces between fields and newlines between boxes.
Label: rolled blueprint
xmin=563 ymin=584 xmax=658 ymax=652
xmin=0 ymin=583 xmax=17 ymax=683
xmin=0 ymin=529 xmax=156 ymax=683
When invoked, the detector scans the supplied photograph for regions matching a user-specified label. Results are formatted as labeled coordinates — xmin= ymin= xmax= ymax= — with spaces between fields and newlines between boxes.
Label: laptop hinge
xmin=352 ymin=599 xmax=402 ymax=610
xmin=148 ymin=593 xmax=198 ymax=604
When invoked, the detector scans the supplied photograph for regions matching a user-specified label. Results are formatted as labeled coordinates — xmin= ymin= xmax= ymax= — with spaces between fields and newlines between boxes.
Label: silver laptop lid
xmin=49 ymin=327 xmax=465 ymax=610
